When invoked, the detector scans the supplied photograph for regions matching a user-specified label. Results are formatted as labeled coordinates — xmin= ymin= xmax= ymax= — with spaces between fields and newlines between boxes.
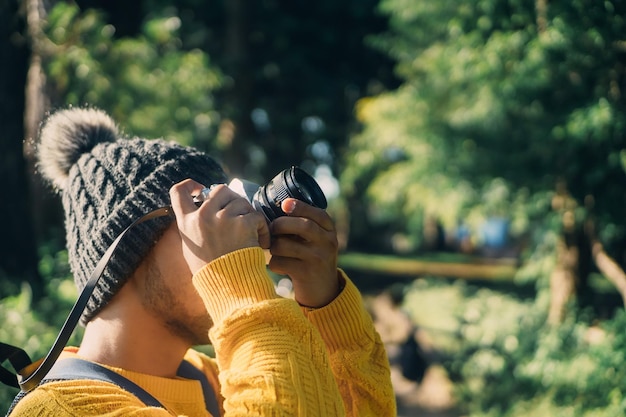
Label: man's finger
xmin=280 ymin=198 xmax=334 ymax=231
xmin=197 ymin=184 xmax=245 ymax=213
xmin=170 ymin=179 xmax=205 ymax=216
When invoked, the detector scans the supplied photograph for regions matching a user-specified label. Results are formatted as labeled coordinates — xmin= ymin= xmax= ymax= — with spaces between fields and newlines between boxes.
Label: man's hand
xmin=170 ymin=180 xmax=271 ymax=274
xmin=268 ymin=198 xmax=340 ymax=308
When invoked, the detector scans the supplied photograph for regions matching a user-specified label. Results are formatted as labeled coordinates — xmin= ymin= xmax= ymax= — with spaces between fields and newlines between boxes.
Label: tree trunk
xmin=24 ymin=0 xmax=59 ymax=244
xmin=549 ymin=187 xmax=626 ymax=323
xmin=0 ymin=0 xmax=43 ymax=299
xmin=550 ymin=230 xmax=626 ymax=323
xmin=535 ymin=0 xmax=548 ymax=33
xmin=592 ymin=241 xmax=626 ymax=308
xmin=547 ymin=215 xmax=579 ymax=324
xmin=219 ymin=0 xmax=256 ymax=179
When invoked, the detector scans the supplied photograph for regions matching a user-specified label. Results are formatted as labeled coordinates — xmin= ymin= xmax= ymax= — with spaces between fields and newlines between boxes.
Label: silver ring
xmin=193 ymin=184 xmax=224 ymax=205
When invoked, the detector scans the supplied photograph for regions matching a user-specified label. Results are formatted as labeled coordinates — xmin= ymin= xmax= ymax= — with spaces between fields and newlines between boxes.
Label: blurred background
xmin=2 ymin=1 xmax=626 ymax=416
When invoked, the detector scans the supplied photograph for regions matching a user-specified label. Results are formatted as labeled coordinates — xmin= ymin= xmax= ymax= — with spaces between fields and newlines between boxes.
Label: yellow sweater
xmin=10 ymin=247 xmax=395 ymax=416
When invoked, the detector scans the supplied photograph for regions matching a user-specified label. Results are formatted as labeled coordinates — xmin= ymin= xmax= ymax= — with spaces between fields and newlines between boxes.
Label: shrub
xmin=404 ymin=277 xmax=626 ymax=417
xmin=0 ymin=244 xmax=81 ymax=412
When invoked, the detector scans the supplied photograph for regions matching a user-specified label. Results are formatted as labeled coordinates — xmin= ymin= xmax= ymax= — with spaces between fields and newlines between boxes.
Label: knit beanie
xmin=37 ymin=107 xmax=227 ymax=324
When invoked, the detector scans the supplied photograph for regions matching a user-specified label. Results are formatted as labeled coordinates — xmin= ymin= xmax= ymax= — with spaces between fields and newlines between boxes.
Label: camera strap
xmin=0 ymin=206 xmax=172 ymax=392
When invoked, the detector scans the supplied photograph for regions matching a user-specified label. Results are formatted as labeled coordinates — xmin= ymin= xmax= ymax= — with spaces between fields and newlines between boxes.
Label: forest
xmin=2 ymin=0 xmax=626 ymax=416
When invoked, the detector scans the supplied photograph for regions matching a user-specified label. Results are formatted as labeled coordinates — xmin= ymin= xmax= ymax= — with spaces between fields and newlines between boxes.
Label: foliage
xmin=42 ymin=2 xmax=223 ymax=148
xmin=166 ymin=0 xmax=398 ymax=181
xmin=404 ymin=277 xmax=626 ymax=416
xmin=341 ymin=0 xmax=626 ymax=257
xmin=38 ymin=0 xmax=398 ymax=185
xmin=0 ymin=242 xmax=80 ymax=412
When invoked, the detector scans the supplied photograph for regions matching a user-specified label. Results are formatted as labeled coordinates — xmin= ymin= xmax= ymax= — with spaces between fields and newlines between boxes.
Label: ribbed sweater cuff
xmin=300 ymin=270 xmax=371 ymax=352
xmin=192 ymin=247 xmax=278 ymax=323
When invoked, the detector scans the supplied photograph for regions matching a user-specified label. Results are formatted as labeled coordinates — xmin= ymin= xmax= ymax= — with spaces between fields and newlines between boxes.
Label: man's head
xmin=37 ymin=107 xmax=227 ymax=325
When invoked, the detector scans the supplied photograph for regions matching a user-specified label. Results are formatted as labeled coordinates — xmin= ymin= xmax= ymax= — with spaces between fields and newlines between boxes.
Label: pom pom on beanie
xmin=38 ymin=108 xmax=119 ymax=191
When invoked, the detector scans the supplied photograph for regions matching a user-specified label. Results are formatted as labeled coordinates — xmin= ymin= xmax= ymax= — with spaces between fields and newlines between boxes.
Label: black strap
xmin=7 ymin=357 xmax=221 ymax=416
xmin=1 ymin=205 xmax=223 ymax=416
xmin=44 ymin=358 xmax=164 ymax=408
xmin=0 ymin=343 xmax=30 ymax=389
xmin=12 ymin=207 xmax=173 ymax=392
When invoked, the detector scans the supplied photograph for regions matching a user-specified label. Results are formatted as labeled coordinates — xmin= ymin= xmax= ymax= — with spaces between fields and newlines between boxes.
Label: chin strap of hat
xmin=0 ymin=207 xmax=172 ymax=392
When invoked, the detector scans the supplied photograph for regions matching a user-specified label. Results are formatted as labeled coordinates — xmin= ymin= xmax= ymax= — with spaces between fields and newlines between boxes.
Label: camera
xmin=195 ymin=166 xmax=327 ymax=222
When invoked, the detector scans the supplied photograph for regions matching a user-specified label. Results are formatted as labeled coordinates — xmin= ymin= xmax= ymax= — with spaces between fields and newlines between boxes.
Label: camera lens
xmin=252 ymin=166 xmax=327 ymax=222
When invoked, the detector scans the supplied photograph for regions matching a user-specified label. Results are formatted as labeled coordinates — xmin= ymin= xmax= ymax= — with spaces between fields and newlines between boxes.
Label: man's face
xmin=139 ymin=222 xmax=213 ymax=346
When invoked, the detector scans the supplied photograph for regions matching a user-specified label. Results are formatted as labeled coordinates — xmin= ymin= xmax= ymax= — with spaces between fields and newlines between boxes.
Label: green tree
xmin=342 ymin=0 xmax=626 ymax=316
xmin=43 ymin=2 xmax=224 ymax=149
xmin=36 ymin=0 xmax=398 ymax=250
xmin=52 ymin=0 xmax=397 ymax=184
xmin=160 ymin=0 xmax=399 ymax=181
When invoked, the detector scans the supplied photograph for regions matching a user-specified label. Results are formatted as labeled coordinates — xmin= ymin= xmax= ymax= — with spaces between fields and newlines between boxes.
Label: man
xmin=10 ymin=107 xmax=395 ymax=416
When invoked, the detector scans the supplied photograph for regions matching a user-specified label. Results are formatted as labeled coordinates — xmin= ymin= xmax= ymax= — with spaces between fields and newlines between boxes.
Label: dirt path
xmin=393 ymin=364 xmax=462 ymax=417
xmin=369 ymin=292 xmax=463 ymax=417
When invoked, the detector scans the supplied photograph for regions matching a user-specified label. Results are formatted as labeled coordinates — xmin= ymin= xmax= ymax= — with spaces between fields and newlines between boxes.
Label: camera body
xmin=196 ymin=166 xmax=327 ymax=223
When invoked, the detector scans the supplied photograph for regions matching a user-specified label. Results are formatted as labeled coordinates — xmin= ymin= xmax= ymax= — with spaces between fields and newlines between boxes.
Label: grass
xmin=339 ymin=251 xmax=519 ymax=281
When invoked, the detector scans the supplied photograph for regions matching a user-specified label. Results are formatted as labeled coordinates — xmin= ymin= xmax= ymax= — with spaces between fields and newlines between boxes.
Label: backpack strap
xmin=177 ymin=360 xmax=221 ymax=417
xmin=45 ymin=358 xmax=164 ymax=407
xmin=6 ymin=357 xmax=220 ymax=416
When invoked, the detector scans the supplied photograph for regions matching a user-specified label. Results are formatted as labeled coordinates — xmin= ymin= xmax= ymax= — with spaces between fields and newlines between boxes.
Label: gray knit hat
xmin=37 ymin=107 xmax=227 ymax=324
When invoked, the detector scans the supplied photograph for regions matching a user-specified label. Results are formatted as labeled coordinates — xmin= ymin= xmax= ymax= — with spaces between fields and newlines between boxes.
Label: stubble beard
xmin=142 ymin=254 xmax=213 ymax=346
